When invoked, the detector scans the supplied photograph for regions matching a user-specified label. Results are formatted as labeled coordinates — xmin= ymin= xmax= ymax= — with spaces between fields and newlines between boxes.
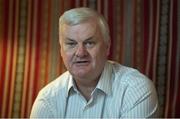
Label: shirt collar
xmin=96 ymin=61 xmax=113 ymax=95
xmin=66 ymin=73 xmax=75 ymax=97
xmin=66 ymin=61 xmax=113 ymax=97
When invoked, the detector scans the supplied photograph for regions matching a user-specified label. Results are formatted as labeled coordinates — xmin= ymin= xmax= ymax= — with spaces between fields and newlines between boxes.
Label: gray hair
xmin=59 ymin=7 xmax=110 ymax=43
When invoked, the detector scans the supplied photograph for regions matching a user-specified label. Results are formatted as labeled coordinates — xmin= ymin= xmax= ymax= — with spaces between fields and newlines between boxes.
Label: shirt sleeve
xmin=120 ymin=77 xmax=159 ymax=118
xmin=30 ymin=96 xmax=54 ymax=118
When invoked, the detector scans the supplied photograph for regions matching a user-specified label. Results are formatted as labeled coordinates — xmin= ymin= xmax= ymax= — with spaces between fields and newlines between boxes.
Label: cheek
xmin=61 ymin=51 xmax=74 ymax=65
xmin=62 ymin=53 xmax=70 ymax=60
xmin=92 ymin=45 xmax=108 ymax=59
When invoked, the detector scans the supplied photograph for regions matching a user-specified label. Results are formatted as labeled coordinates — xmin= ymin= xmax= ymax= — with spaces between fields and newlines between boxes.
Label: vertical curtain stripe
xmin=165 ymin=0 xmax=171 ymax=116
xmin=20 ymin=0 xmax=33 ymax=117
xmin=123 ymin=0 xmax=133 ymax=66
xmin=0 ymin=0 xmax=6 ymax=115
xmin=2 ymin=0 xmax=13 ymax=117
xmin=145 ymin=0 xmax=152 ymax=76
xmin=37 ymin=0 xmax=45 ymax=95
xmin=75 ymin=0 xmax=80 ymax=7
xmin=158 ymin=0 xmax=169 ymax=117
xmin=132 ymin=0 xmax=137 ymax=67
xmin=135 ymin=0 xmax=144 ymax=72
xmin=26 ymin=0 xmax=39 ymax=116
xmin=44 ymin=0 xmax=52 ymax=85
xmin=117 ymin=0 xmax=124 ymax=63
xmin=32 ymin=0 xmax=39 ymax=101
xmin=70 ymin=0 xmax=75 ymax=8
xmin=97 ymin=0 xmax=104 ymax=14
xmin=49 ymin=0 xmax=60 ymax=82
xmin=142 ymin=0 xmax=148 ymax=73
xmin=55 ymin=1 xmax=62 ymax=76
xmin=0 ymin=0 xmax=3 ymax=114
xmin=8 ymin=0 xmax=19 ymax=117
xmin=83 ymin=0 xmax=88 ymax=7
xmin=12 ymin=0 xmax=27 ymax=117
xmin=166 ymin=0 xmax=179 ymax=117
xmin=132 ymin=0 xmax=144 ymax=70
xmin=108 ymin=0 xmax=114 ymax=59
xmin=175 ymin=0 xmax=180 ymax=116
xmin=165 ymin=0 xmax=173 ymax=117
xmin=103 ymin=0 xmax=108 ymax=20
xmin=171 ymin=0 xmax=179 ymax=117
xmin=97 ymin=0 xmax=102 ymax=13
xmin=112 ymin=0 xmax=120 ymax=61
xmin=60 ymin=0 xmax=64 ymax=13
xmin=34 ymin=0 xmax=44 ymax=101
xmin=152 ymin=0 xmax=160 ymax=84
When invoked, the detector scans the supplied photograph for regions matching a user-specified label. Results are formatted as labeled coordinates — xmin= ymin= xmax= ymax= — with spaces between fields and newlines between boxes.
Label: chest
xmin=63 ymin=92 xmax=123 ymax=118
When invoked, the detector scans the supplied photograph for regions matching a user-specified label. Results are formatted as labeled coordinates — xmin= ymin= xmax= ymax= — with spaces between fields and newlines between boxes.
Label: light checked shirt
xmin=30 ymin=61 xmax=158 ymax=118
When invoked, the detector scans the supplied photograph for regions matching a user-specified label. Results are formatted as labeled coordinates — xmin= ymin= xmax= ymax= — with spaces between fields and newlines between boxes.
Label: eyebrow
xmin=84 ymin=37 xmax=94 ymax=42
xmin=65 ymin=38 xmax=76 ymax=42
xmin=65 ymin=36 xmax=94 ymax=42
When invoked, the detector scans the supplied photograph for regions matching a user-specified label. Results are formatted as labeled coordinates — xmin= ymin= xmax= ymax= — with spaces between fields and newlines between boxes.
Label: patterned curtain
xmin=0 ymin=0 xmax=179 ymax=118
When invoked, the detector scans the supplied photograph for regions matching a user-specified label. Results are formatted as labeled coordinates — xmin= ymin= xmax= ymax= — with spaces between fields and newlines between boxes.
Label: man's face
xmin=59 ymin=19 xmax=110 ymax=81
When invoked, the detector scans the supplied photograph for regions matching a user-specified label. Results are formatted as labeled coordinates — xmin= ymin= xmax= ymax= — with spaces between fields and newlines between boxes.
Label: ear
xmin=59 ymin=39 xmax=62 ymax=56
xmin=106 ymin=41 xmax=111 ymax=56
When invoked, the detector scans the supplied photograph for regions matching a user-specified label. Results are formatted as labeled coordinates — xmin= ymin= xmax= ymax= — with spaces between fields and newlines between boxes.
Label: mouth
xmin=74 ymin=60 xmax=90 ymax=65
xmin=76 ymin=60 xmax=88 ymax=63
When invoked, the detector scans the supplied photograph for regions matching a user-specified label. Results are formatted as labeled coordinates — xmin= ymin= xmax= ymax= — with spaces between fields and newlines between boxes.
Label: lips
xmin=73 ymin=60 xmax=90 ymax=65
xmin=76 ymin=61 xmax=88 ymax=63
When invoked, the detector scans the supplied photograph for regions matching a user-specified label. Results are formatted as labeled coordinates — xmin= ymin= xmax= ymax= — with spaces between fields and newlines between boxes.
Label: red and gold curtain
xmin=0 ymin=0 xmax=179 ymax=118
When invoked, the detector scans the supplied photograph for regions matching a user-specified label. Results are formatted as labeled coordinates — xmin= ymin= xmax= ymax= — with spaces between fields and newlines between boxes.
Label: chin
xmin=72 ymin=71 xmax=89 ymax=79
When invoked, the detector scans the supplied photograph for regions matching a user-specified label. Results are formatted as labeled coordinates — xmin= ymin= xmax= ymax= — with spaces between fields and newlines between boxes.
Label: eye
xmin=65 ymin=42 xmax=77 ymax=48
xmin=84 ymin=41 xmax=95 ymax=48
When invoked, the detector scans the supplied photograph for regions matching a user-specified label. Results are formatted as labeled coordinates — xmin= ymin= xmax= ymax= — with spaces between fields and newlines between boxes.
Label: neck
xmin=74 ymin=77 xmax=99 ymax=101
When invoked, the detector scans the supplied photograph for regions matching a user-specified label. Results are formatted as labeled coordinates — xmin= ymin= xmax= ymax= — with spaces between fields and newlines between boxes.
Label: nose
xmin=75 ymin=44 xmax=88 ymax=57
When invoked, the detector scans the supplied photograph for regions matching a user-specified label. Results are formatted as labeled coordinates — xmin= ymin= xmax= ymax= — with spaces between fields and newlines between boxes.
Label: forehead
xmin=61 ymin=19 xmax=101 ymax=39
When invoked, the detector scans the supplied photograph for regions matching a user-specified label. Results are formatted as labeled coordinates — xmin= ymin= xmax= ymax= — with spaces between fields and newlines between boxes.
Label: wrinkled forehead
xmin=60 ymin=17 xmax=98 ymax=29
xmin=60 ymin=18 xmax=99 ymax=33
xmin=61 ymin=20 xmax=101 ymax=40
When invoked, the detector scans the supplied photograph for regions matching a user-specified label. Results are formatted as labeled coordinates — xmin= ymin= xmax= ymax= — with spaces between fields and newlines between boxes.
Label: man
xmin=30 ymin=7 xmax=158 ymax=118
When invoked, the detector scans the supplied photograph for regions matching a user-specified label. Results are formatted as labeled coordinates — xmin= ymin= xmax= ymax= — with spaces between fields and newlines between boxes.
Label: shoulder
xmin=37 ymin=71 xmax=70 ymax=100
xmin=107 ymin=61 xmax=158 ymax=117
xmin=31 ymin=71 xmax=71 ymax=117
xmin=109 ymin=61 xmax=153 ymax=88
xmin=110 ymin=61 xmax=157 ymax=102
